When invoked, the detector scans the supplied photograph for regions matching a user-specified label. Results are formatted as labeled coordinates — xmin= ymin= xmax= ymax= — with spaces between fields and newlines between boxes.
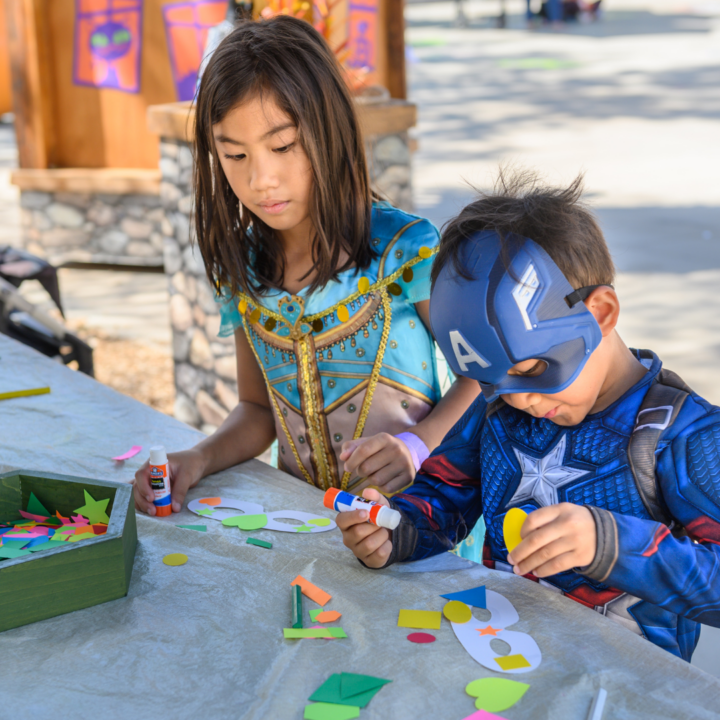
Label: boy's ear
xmin=584 ymin=286 xmax=619 ymax=338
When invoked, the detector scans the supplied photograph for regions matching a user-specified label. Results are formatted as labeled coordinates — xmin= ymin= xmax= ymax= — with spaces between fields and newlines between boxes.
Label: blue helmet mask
xmin=430 ymin=230 xmax=604 ymax=402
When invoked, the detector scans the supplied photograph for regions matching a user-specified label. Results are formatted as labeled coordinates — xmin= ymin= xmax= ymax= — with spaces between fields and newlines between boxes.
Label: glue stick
xmin=149 ymin=446 xmax=172 ymax=517
xmin=323 ymin=488 xmax=401 ymax=530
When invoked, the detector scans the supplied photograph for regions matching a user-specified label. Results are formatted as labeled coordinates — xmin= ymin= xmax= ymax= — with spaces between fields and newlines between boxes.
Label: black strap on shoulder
xmin=627 ymin=367 xmax=692 ymax=524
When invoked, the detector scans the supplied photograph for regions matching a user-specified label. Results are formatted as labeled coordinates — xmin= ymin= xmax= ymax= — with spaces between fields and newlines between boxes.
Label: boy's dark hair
xmin=431 ymin=170 xmax=615 ymax=290
xmin=194 ymin=16 xmax=375 ymax=300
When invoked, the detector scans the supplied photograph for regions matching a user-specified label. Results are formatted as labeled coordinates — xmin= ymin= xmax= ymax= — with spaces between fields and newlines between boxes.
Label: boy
xmin=337 ymin=173 xmax=720 ymax=661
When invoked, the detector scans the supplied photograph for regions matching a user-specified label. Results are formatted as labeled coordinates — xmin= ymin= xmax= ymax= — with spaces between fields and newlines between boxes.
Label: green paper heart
xmin=222 ymin=514 xmax=267 ymax=530
xmin=465 ymin=677 xmax=529 ymax=712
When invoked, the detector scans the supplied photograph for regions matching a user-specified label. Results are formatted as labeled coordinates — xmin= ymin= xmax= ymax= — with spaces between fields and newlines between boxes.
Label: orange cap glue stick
xmin=149 ymin=446 xmax=172 ymax=517
xmin=323 ymin=488 xmax=401 ymax=530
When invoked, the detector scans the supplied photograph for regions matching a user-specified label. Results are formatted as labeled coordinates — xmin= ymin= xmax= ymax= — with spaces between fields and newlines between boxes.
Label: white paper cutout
xmin=187 ymin=497 xmax=337 ymax=534
xmin=451 ymin=589 xmax=542 ymax=674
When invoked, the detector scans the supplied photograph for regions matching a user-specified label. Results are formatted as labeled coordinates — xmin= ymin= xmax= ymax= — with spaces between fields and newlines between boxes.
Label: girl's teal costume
xmin=216 ymin=204 xmax=485 ymax=559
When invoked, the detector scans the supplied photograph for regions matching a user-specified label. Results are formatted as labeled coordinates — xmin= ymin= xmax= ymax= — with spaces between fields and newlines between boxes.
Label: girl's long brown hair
xmin=194 ymin=15 xmax=375 ymax=301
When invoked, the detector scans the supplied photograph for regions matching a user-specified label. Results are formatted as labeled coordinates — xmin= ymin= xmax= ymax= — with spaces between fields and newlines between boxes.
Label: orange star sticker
xmin=477 ymin=625 xmax=502 ymax=637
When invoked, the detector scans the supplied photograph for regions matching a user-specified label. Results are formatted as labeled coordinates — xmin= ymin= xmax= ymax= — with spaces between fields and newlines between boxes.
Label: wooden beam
xmin=4 ymin=0 xmax=55 ymax=168
xmin=11 ymin=168 xmax=161 ymax=195
xmin=384 ymin=0 xmax=406 ymax=99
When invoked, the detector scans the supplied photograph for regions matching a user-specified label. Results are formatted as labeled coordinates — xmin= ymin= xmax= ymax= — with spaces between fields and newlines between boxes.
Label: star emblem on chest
xmin=507 ymin=434 xmax=590 ymax=508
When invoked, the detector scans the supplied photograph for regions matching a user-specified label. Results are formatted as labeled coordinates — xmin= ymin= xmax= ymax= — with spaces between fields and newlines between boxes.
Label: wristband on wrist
xmin=395 ymin=431 xmax=430 ymax=472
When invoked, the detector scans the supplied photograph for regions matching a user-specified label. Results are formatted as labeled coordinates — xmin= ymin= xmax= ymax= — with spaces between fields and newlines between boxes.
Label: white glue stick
xmin=324 ymin=488 xmax=401 ymax=530
xmin=149 ymin=446 xmax=172 ymax=517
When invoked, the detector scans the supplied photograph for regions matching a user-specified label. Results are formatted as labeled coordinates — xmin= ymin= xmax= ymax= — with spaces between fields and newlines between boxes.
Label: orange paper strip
xmin=291 ymin=575 xmax=331 ymax=607
xmin=199 ymin=498 xmax=222 ymax=506
xmin=315 ymin=610 xmax=342 ymax=623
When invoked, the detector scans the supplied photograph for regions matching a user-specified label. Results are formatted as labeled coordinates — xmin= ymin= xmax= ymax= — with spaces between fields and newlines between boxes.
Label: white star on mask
xmin=507 ymin=434 xmax=590 ymax=508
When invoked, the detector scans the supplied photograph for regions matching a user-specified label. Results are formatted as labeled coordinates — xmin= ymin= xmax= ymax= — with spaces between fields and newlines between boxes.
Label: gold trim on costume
xmin=377 ymin=376 xmax=434 ymax=405
xmin=269 ymin=386 xmax=303 ymax=415
xmin=378 ymin=219 xmax=423 ymax=278
xmin=381 ymin=362 xmax=436 ymax=392
xmin=323 ymin=379 xmax=371 ymax=415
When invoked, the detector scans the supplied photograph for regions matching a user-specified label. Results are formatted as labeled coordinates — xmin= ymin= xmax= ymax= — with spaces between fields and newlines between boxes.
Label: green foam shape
xmin=247 ymin=537 xmax=272 ymax=549
xmin=304 ymin=703 xmax=359 ymax=720
xmin=197 ymin=508 xmax=214 ymax=516
xmin=308 ymin=518 xmax=331 ymax=527
xmin=466 ymin=677 xmax=530 ymax=713
xmin=222 ymin=514 xmax=267 ymax=530
xmin=74 ymin=489 xmax=110 ymax=524
xmin=296 ymin=525 xmax=313 ymax=532
xmin=309 ymin=608 xmax=322 ymax=621
xmin=177 ymin=524 xmax=207 ymax=532
xmin=0 ymin=546 xmax=32 ymax=559
xmin=27 ymin=492 xmax=51 ymax=517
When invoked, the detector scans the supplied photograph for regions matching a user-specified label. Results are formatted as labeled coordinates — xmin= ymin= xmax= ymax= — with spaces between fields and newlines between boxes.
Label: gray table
xmin=1 ymin=334 xmax=718 ymax=719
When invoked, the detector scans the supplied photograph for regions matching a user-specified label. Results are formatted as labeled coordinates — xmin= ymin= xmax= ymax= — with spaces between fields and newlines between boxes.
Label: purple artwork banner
xmin=73 ymin=0 xmax=144 ymax=94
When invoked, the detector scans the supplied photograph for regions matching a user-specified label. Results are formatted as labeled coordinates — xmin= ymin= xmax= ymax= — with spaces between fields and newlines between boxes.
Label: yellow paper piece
xmin=495 ymin=654 xmax=532 ymax=671
xmin=503 ymin=507 xmax=528 ymax=553
xmin=0 ymin=386 xmax=50 ymax=401
xmin=397 ymin=609 xmax=442 ymax=630
xmin=443 ymin=600 xmax=472 ymax=624
xmin=163 ymin=553 xmax=188 ymax=566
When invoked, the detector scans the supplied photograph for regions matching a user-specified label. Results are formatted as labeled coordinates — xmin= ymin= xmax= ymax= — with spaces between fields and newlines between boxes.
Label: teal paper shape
xmin=27 ymin=492 xmax=51 ymax=517
xmin=309 ymin=673 xmax=391 ymax=708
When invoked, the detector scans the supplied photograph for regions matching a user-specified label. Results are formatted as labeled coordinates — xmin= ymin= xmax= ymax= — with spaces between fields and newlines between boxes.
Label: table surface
xmin=1 ymin=334 xmax=719 ymax=720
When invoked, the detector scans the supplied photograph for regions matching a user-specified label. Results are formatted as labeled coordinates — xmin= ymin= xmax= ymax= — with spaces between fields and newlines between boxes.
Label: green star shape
xmin=74 ymin=489 xmax=110 ymax=525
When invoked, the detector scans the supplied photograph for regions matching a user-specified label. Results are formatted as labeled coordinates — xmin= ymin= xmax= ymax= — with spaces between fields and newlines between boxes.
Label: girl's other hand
xmin=132 ymin=448 xmax=207 ymax=516
xmin=336 ymin=488 xmax=393 ymax=568
xmin=340 ymin=433 xmax=415 ymax=494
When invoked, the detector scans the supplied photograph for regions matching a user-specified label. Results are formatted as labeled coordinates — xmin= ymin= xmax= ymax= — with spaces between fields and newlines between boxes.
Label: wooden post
xmin=4 ymin=0 xmax=55 ymax=168
xmin=384 ymin=0 xmax=406 ymax=99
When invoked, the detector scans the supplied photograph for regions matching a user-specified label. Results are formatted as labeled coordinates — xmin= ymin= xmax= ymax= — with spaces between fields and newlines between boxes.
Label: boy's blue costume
xmin=383 ymin=231 xmax=720 ymax=661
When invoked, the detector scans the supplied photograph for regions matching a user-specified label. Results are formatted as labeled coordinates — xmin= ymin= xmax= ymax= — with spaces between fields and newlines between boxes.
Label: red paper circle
xmin=407 ymin=632 xmax=436 ymax=644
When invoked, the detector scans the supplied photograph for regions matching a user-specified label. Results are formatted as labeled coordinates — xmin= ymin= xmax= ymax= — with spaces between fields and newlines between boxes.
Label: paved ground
xmin=3 ymin=0 xmax=719 ymax=676
xmin=406 ymin=0 xmax=720 ymax=675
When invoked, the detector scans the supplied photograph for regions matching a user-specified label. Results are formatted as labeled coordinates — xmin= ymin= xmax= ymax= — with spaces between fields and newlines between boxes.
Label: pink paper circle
xmin=407 ymin=632 xmax=436 ymax=644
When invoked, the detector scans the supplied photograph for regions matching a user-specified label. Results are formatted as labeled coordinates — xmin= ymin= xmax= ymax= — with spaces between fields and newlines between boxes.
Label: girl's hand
xmin=336 ymin=488 xmax=393 ymax=568
xmin=506 ymin=503 xmax=597 ymax=577
xmin=340 ymin=433 xmax=416 ymax=494
xmin=132 ymin=448 xmax=207 ymax=516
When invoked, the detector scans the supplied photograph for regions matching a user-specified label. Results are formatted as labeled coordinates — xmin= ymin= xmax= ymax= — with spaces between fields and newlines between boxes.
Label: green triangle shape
xmin=27 ymin=492 xmax=51 ymax=517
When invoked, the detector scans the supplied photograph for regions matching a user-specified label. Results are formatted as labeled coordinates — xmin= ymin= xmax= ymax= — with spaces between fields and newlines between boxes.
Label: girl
xmin=133 ymin=16 xmax=480 ymax=528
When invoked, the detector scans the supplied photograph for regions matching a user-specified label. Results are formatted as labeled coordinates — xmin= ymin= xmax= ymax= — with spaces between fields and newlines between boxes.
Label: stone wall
xmin=19 ymin=190 xmax=164 ymax=267
xmin=160 ymin=126 xmax=414 ymax=431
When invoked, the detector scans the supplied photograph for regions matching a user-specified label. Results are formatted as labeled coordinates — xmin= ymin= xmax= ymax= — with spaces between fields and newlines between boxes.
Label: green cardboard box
xmin=0 ymin=469 xmax=137 ymax=632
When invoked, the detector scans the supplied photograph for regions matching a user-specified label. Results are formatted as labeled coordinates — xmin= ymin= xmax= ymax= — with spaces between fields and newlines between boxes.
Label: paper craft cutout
xmin=466 ymin=678 xmax=529 ymax=712
xmin=503 ymin=508 xmax=528 ymax=553
xmin=0 ymin=546 xmax=32 ymax=558
xmin=112 ymin=445 xmax=142 ymax=461
xmin=309 ymin=608 xmax=322 ymax=621
xmin=0 ymin=386 xmax=50 ymax=401
xmin=73 ymin=0 xmax=142 ymax=94
xmin=309 ymin=518 xmax=332 ymax=527
xmin=309 ymin=673 xmax=391 ymax=708
xmin=293 ymin=584 xmax=304 ymax=629
xmin=283 ymin=628 xmax=347 ymax=639
xmin=441 ymin=585 xmax=487 ymax=609
xmin=398 ymin=609 xmax=442 ymax=630
xmin=177 ymin=524 xmax=207 ymax=532
xmin=292 ymin=576 xmax=332 ymax=606
xmin=315 ymin=610 xmax=342 ymax=623
xmin=495 ymin=654 xmax=531 ymax=671
xmin=18 ymin=510 xmax=49 ymax=522
xmin=461 ymin=710 xmax=508 ymax=720
xmin=188 ymin=497 xmax=337 ymax=534
xmin=443 ymin=600 xmax=472 ymax=624
xmin=74 ymin=490 xmax=110 ymax=525
xmin=222 ymin=514 xmax=268 ymax=530
xmin=407 ymin=632 xmax=436 ymax=643
xmin=67 ymin=532 xmax=96 ymax=543
xmin=27 ymin=492 xmax=50 ymax=517
xmin=304 ymin=703 xmax=360 ymax=720
xmin=163 ymin=553 xmax=188 ymax=566
xmin=72 ymin=515 xmax=90 ymax=525
xmin=450 ymin=589 xmax=542 ymax=674
xmin=246 ymin=537 xmax=272 ymax=549
xmin=587 ymin=688 xmax=607 ymax=720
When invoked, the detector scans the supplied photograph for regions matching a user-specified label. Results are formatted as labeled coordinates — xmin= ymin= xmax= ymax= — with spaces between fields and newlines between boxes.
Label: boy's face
xmin=502 ymin=351 xmax=607 ymax=426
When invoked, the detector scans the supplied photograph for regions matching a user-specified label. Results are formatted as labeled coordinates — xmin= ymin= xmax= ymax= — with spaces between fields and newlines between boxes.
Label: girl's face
xmin=213 ymin=95 xmax=314 ymax=241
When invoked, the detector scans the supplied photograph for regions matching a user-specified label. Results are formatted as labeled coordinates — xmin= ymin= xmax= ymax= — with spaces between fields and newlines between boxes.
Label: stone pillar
xmin=149 ymin=99 xmax=417 ymax=431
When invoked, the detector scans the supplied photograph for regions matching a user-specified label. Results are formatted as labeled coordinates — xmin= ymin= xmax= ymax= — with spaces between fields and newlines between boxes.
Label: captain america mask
xmin=430 ymin=230 xmax=604 ymax=402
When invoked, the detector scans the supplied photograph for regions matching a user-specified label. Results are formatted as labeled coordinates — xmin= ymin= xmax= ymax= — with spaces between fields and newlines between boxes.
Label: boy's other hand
xmin=336 ymin=488 xmax=393 ymax=568
xmin=506 ymin=503 xmax=596 ymax=578
xmin=340 ymin=433 xmax=415 ymax=494
xmin=132 ymin=449 xmax=206 ymax=516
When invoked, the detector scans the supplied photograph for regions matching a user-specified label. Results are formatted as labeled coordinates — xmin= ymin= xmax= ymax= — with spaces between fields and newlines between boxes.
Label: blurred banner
xmin=162 ymin=0 xmax=227 ymax=101
xmin=347 ymin=0 xmax=378 ymax=77
xmin=73 ymin=0 xmax=144 ymax=93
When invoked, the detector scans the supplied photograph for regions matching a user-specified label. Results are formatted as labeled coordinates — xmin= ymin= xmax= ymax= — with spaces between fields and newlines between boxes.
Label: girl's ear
xmin=585 ymin=286 xmax=619 ymax=338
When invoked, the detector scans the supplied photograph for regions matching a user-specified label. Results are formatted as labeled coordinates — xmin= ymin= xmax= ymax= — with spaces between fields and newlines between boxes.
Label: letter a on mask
xmin=449 ymin=330 xmax=491 ymax=372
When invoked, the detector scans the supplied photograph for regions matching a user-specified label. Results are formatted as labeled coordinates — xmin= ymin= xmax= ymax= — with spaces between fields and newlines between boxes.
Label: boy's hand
xmin=507 ymin=503 xmax=596 ymax=578
xmin=132 ymin=449 xmax=207 ymax=516
xmin=340 ymin=433 xmax=415 ymax=494
xmin=336 ymin=488 xmax=393 ymax=568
